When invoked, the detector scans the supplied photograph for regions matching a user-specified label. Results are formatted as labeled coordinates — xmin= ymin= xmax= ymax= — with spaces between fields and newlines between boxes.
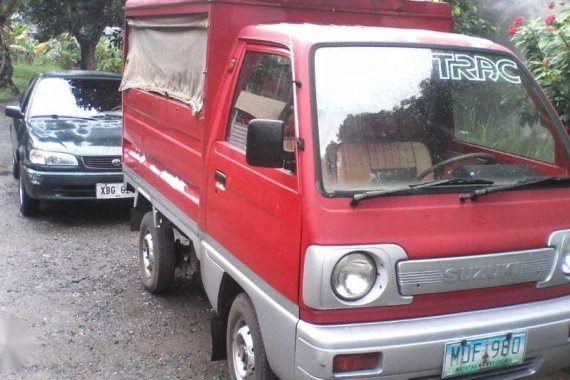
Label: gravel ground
xmin=0 ymin=101 xmax=227 ymax=379
xmin=0 ymin=100 xmax=568 ymax=379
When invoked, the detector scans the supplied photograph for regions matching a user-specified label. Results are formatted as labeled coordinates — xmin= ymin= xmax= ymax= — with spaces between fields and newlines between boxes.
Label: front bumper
xmin=295 ymin=295 xmax=570 ymax=379
xmin=21 ymin=166 xmax=124 ymax=200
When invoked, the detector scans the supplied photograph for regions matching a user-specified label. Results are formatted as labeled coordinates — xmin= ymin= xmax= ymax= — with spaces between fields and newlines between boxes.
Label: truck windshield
xmin=314 ymin=46 xmax=570 ymax=194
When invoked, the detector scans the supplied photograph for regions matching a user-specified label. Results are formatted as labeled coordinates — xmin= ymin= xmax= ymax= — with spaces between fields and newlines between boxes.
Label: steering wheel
xmin=416 ymin=153 xmax=496 ymax=181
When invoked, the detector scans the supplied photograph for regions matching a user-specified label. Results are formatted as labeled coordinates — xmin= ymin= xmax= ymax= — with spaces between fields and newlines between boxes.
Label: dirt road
xmin=0 ymin=102 xmax=226 ymax=378
xmin=0 ymin=100 xmax=568 ymax=379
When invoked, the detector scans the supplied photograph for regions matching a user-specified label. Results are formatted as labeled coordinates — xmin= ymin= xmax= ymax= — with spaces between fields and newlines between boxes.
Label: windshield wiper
xmin=459 ymin=176 xmax=570 ymax=202
xmin=350 ymin=178 xmax=494 ymax=207
xmin=31 ymin=115 xmax=96 ymax=120
xmin=92 ymin=113 xmax=122 ymax=119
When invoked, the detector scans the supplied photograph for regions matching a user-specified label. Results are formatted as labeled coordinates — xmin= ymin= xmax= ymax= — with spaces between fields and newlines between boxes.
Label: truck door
xmin=205 ymin=46 xmax=302 ymax=303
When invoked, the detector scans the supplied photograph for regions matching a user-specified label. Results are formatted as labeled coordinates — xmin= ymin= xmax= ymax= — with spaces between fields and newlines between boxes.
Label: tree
xmin=448 ymin=0 xmax=499 ymax=37
xmin=23 ymin=0 xmax=123 ymax=70
xmin=0 ymin=0 xmax=20 ymax=95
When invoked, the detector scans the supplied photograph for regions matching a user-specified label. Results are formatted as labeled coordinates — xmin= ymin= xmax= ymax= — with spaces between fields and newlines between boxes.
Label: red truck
xmin=120 ymin=0 xmax=570 ymax=378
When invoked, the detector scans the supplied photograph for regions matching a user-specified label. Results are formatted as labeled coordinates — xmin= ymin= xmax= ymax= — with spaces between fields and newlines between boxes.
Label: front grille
xmin=83 ymin=156 xmax=122 ymax=169
xmin=397 ymin=248 xmax=556 ymax=296
xmin=52 ymin=185 xmax=96 ymax=198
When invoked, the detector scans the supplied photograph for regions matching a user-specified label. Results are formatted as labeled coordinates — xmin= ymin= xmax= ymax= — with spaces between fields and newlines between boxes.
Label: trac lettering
xmin=433 ymin=53 xmax=521 ymax=84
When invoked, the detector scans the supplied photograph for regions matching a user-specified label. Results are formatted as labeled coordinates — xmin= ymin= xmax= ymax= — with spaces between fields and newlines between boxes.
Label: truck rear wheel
xmin=227 ymin=293 xmax=276 ymax=380
xmin=138 ymin=212 xmax=176 ymax=294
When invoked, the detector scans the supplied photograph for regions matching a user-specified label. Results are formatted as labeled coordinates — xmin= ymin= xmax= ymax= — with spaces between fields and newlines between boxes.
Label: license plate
xmin=96 ymin=183 xmax=134 ymax=199
xmin=442 ymin=332 xmax=527 ymax=378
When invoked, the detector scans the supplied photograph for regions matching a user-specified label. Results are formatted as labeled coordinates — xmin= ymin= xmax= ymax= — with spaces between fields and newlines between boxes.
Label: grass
xmin=0 ymin=61 xmax=62 ymax=101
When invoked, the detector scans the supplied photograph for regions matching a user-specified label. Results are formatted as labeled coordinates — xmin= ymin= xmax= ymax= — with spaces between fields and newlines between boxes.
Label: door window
xmin=227 ymin=52 xmax=295 ymax=151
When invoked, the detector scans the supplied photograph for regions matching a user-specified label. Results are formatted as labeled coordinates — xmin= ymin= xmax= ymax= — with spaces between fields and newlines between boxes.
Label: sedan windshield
xmin=28 ymin=77 xmax=122 ymax=118
xmin=314 ymin=47 xmax=570 ymax=194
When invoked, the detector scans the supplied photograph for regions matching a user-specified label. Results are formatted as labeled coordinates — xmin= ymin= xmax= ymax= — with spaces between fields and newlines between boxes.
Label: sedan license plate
xmin=96 ymin=183 xmax=134 ymax=199
xmin=442 ymin=332 xmax=527 ymax=378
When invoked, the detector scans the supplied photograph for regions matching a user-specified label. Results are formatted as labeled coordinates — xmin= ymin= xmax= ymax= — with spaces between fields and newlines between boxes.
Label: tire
xmin=19 ymin=163 xmax=39 ymax=217
xmin=227 ymin=293 xmax=276 ymax=380
xmin=12 ymin=155 xmax=19 ymax=180
xmin=138 ymin=212 xmax=176 ymax=294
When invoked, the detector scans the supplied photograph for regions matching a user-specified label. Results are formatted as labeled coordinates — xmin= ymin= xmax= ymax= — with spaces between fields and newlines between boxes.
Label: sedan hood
xmin=28 ymin=117 xmax=122 ymax=156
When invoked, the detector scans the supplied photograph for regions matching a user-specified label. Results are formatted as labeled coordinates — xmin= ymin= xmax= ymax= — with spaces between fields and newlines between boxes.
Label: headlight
xmin=29 ymin=149 xmax=78 ymax=166
xmin=562 ymin=253 xmax=570 ymax=276
xmin=331 ymin=252 xmax=377 ymax=301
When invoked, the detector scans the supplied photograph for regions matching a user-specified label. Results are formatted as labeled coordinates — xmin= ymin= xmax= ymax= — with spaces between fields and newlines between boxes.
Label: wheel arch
xmin=210 ymin=272 xmax=244 ymax=361
xmin=201 ymin=242 xmax=298 ymax=378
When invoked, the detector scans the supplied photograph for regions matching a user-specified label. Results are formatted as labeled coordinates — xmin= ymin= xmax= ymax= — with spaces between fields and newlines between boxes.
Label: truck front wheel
xmin=227 ymin=293 xmax=276 ymax=380
xmin=138 ymin=212 xmax=176 ymax=294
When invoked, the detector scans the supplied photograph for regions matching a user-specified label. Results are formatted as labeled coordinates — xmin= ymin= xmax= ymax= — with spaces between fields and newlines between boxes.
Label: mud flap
xmin=210 ymin=316 xmax=227 ymax=361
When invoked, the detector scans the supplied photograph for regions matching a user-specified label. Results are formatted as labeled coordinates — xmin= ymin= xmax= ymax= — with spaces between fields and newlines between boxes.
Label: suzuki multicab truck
xmin=121 ymin=0 xmax=570 ymax=378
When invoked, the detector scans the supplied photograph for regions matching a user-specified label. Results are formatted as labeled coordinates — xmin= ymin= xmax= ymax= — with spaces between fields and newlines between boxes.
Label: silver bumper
xmin=295 ymin=295 xmax=570 ymax=379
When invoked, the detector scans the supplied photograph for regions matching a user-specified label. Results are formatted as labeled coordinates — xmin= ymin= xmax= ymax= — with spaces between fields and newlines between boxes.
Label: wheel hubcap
xmin=142 ymin=232 xmax=154 ymax=278
xmin=232 ymin=321 xmax=255 ymax=379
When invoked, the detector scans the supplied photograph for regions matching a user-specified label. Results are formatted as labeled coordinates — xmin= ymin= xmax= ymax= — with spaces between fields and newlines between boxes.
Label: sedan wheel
xmin=12 ymin=155 xmax=19 ymax=180
xmin=18 ymin=163 xmax=39 ymax=217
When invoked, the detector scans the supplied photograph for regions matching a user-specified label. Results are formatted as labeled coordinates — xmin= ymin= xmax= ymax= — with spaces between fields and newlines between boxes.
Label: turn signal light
xmin=333 ymin=352 xmax=380 ymax=373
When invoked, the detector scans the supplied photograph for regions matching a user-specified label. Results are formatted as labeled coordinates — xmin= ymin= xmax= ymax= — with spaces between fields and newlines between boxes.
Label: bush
xmin=96 ymin=38 xmax=122 ymax=73
xmin=510 ymin=3 xmax=570 ymax=125
xmin=8 ymin=21 xmax=123 ymax=72
xmin=41 ymin=33 xmax=80 ymax=69
xmin=8 ymin=22 xmax=38 ymax=63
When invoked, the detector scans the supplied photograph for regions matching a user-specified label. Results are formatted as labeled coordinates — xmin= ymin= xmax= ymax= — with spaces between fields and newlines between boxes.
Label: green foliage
xmin=8 ymin=22 xmax=37 ymax=63
xmin=23 ymin=0 xmax=124 ymax=42
xmin=96 ymin=39 xmax=122 ymax=73
xmin=22 ymin=0 xmax=124 ymax=69
xmin=457 ymin=108 xmax=555 ymax=163
xmin=8 ymin=20 xmax=124 ymax=72
xmin=447 ymin=0 xmax=499 ymax=37
xmin=42 ymin=33 xmax=81 ymax=69
xmin=511 ymin=5 xmax=570 ymax=125
xmin=0 ymin=61 xmax=62 ymax=100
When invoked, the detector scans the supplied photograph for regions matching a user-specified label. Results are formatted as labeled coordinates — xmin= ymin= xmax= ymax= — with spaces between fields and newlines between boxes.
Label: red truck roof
xmin=239 ymin=23 xmax=509 ymax=52
xmin=125 ymin=0 xmax=451 ymax=19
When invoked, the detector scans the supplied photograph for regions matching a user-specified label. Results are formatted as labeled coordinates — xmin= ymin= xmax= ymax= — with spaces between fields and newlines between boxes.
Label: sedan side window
xmin=20 ymin=76 xmax=39 ymax=112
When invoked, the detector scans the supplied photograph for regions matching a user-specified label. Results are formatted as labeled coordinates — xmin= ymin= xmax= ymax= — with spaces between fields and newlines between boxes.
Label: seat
xmin=334 ymin=141 xmax=433 ymax=185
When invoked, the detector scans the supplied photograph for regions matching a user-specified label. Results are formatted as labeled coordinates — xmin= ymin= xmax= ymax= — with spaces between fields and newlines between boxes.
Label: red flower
xmin=548 ymin=1 xmax=555 ymax=9
xmin=508 ymin=17 xmax=524 ymax=36
xmin=545 ymin=15 xmax=556 ymax=25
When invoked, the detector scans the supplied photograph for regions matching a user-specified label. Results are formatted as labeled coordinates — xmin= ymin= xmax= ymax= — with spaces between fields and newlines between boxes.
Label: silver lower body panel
xmin=295 ymin=296 xmax=570 ymax=379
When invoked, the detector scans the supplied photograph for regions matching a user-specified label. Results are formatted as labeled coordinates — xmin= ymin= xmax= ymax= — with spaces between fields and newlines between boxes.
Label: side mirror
xmin=5 ymin=106 xmax=24 ymax=120
xmin=246 ymin=119 xmax=286 ymax=168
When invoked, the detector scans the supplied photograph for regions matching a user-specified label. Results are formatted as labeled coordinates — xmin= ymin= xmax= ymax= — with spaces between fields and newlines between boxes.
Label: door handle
xmin=214 ymin=170 xmax=226 ymax=191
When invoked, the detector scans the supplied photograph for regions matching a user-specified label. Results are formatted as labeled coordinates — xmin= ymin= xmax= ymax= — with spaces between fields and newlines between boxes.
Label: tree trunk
xmin=0 ymin=25 xmax=19 ymax=96
xmin=78 ymin=39 xmax=97 ymax=70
